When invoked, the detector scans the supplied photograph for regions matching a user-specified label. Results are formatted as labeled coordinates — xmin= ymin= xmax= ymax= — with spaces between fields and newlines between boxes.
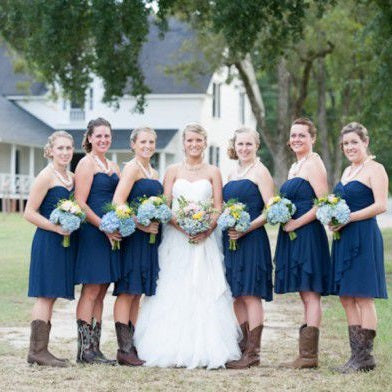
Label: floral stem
xmin=333 ymin=232 xmax=341 ymax=240
xmin=62 ymin=235 xmax=70 ymax=248
xmin=289 ymin=231 xmax=297 ymax=241
xmin=149 ymin=233 xmax=156 ymax=244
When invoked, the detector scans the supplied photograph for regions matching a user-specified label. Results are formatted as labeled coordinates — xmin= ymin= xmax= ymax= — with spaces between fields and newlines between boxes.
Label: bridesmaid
xmin=74 ymin=117 xmax=121 ymax=364
xmin=112 ymin=126 xmax=161 ymax=366
xmin=24 ymin=131 xmax=75 ymax=367
xmin=274 ymin=117 xmax=330 ymax=368
xmin=224 ymin=128 xmax=274 ymax=369
xmin=330 ymin=122 xmax=388 ymax=373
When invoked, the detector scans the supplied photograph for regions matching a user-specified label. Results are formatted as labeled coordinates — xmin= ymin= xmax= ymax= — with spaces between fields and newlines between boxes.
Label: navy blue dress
xmin=114 ymin=179 xmax=163 ymax=296
xmin=222 ymin=179 xmax=273 ymax=301
xmin=74 ymin=172 xmax=121 ymax=284
xmin=274 ymin=177 xmax=330 ymax=295
xmin=28 ymin=186 xmax=76 ymax=300
xmin=330 ymin=181 xmax=387 ymax=298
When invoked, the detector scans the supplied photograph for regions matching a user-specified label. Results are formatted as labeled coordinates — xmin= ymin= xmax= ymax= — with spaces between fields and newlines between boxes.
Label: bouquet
xmin=136 ymin=195 xmax=172 ymax=244
xmin=265 ymin=195 xmax=297 ymax=240
xmin=175 ymin=196 xmax=215 ymax=244
xmin=99 ymin=203 xmax=136 ymax=250
xmin=315 ymin=194 xmax=351 ymax=240
xmin=217 ymin=199 xmax=251 ymax=250
xmin=49 ymin=198 xmax=86 ymax=247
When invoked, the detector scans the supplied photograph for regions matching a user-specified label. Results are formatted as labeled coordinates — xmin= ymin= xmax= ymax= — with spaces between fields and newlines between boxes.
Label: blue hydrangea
xmin=316 ymin=205 xmax=333 ymax=225
xmin=178 ymin=217 xmax=209 ymax=236
xmin=49 ymin=209 xmax=82 ymax=232
xmin=137 ymin=201 xmax=172 ymax=226
xmin=99 ymin=211 xmax=119 ymax=233
xmin=333 ymin=200 xmax=351 ymax=225
xmin=217 ymin=214 xmax=236 ymax=230
xmin=235 ymin=211 xmax=251 ymax=232
xmin=266 ymin=202 xmax=293 ymax=225
xmin=118 ymin=217 xmax=136 ymax=237
xmin=155 ymin=204 xmax=172 ymax=223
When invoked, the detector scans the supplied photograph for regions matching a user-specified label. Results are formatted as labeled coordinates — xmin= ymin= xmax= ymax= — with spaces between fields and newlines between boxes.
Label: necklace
xmin=341 ymin=156 xmax=373 ymax=184
xmin=50 ymin=163 xmax=73 ymax=188
xmin=135 ymin=158 xmax=153 ymax=179
xmin=183 ymin=159 xmax=204 ymax=171
xmin=91 ymin=153 xmax=111 ymax=174
xmin=235 ymin=158 xmax=259 ymax=179
xmin=288 ymin=152 xmax=314 ymax=179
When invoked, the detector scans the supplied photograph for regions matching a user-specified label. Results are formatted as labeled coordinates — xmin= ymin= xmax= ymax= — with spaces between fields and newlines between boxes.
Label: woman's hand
xmin=105 ymin=231 xmax=122 ymax=247
xmin=54 ymin=225 xmax=71 ymax=236
xmin=228 ymin=228 xmax=247 ymax=241
xmin=137 ymin=221 xmax=159 ymax=234
xmin=189 ymin=228 xmax=213 ymax=244
xmin=283 ymin=219 xmax=299 ymax=233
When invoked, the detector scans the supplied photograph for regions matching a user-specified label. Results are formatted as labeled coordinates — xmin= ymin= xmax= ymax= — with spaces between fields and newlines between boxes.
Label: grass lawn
xmin=0 ymin=214 xmax=391 ymax=391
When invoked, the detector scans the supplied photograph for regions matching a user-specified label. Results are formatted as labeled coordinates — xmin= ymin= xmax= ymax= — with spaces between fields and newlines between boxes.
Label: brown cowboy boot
xmin=27 ymin=320 xmax=68 ymax=367
xmin=335 ymin=325 xmax=361 ymax=373
xmin=226 ymin=325 xmax=263 ymax=369
xmin=115 ymin=322 xmax=144 ymax=366
xmin=91 ymin=320 xmax=116 ymax=365
xmin=281 ymin=324 xmax=319 ymax=369
xmin=47 ymin=321 xmax=68 ymax=363
xmin=345 ymin=328 xmax=376 ymax=373
xmin=239 ymin=321 xmax=249 ymax=354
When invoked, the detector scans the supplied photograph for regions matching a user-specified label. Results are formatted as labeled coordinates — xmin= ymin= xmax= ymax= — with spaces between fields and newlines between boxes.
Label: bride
xmin=134 ymin=123 xmax=241 ymax=369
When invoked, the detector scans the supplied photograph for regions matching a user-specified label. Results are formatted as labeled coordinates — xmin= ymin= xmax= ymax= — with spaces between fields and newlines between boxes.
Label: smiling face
xmin=131 ymin=130 xmax=156 ymax=160
xmin=183 ymin=130 xmax=206 ymax=159
xmin=289 ymin=124 xmax=314 ymax=156
xmin=341 ymin=131 xmax=368 ymax=163
xmin=234 ymin=132 xmax=258 ymax=164
xmin=88 ymin=125 xmax=112 ymax=154
xmin=50 ymin=136 xmax=74 ymax=166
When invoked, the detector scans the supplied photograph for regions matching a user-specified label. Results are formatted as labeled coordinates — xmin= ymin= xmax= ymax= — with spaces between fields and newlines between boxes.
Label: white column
xmin=159 ymin=152 xmax=166 ymax=180
xmin=10 ymin=143 xmax=16 ymax=195
xmin=111 ymin=152 xmax=118 ymax=164
xmin=29 ymin=147 xmax=35 ymax=177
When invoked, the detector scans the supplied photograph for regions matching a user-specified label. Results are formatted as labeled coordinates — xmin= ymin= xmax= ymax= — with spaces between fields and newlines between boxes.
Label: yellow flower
xmin=273 ymin=196 xmax=281 ymax=203
xmin=116 ymin=204 xmax=132 ymax=219
xmin=232 ymin=211 xmax=240 ymax=220
xmin=192 ymin=211 xmax=204 ymax=220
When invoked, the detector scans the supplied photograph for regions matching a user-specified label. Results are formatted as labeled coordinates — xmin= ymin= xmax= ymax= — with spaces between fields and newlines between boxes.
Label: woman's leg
xmin=355 ymin=298 xmax=377 ymax=330
xmin=340 ymin=296 xmax=361 ymax=325
xmin=242 ymin=296 xmax=263 ymax=330
xmin=233 ymin=297 xmax=248 ymax=325
xmin=300 ymin=291 xmax=321 ymax=328
xmin=32 ymin=297 xmax=56 ymax=322
xmin=129 ymin=295 xmax=141 ymax=326
xmin=92 ymin=284 xmax=110 ymax=323
xmin=76 ymin=284 xmax=102 ymax=322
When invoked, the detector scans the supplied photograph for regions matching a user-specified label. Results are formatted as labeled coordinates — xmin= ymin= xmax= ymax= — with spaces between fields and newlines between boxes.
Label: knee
xmin=302 ymin=293 xmax=321 ymax=308
xmin=340 ymin=296 xmax=356 ymax=309
xmin=355 ymin=297 xmax=374 ymax=310
xmin=81 ymin=285 xmax=101 ymax=302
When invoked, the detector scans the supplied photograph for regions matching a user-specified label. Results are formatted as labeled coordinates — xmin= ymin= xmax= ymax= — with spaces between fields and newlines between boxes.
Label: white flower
xmin=60 ymin=200 xmax=73 ymax=212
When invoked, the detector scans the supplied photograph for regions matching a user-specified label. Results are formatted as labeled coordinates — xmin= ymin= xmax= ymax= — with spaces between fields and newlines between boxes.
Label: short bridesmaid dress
xmin=222 ymin=179 xmax=273 ymax=301
xmin=74 ymin=172 xmax=120 ymax=284
xmin=274 ymin=177 xmax=330 ymax=295
xmin=114 ymin=179 xmax=163 ymax=296
xmin=330 ymin=181 xmax=387 ymax=298
xmin=28 ymin=186 xmax=76 ymax=299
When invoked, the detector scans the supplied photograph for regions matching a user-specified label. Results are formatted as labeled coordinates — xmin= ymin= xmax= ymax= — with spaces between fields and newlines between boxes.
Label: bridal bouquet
xmin=99 ymin=203 xmax=136 ymax=250
xmin=265 ymin=195 xmax=297 ymax=240
xmin=175 ymin=196 xmax=215 ymax=243
xmin=315 ymin=194 xmax=351 ymax=240
xmin=49 ymin=198 xmax=86 ymax=247
xmin=136 ymin=195 xmax=172 ymax=244
xmin=218 ymin=199 xmax=251 ymax=251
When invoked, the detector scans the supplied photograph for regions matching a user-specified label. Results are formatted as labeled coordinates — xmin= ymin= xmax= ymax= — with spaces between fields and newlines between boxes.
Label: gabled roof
xmin=0 ymin=46 xmax=47 ymax=96
xmin=66 ymin=129 xmax=178 ymax=151
xmin=0 ymin=96 xmax=53 ymax=146
xmin=0 ymin=18 xmax=212 ymax=98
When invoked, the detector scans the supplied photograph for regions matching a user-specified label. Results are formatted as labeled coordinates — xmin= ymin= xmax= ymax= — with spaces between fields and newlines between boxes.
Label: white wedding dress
xmin=134 ymin=178 xmax=241 ymax=369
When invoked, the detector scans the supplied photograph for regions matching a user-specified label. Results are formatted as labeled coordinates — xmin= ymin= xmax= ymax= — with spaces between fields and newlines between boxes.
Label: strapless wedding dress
xmin=134 ymin=179 xmax=241 ymax=369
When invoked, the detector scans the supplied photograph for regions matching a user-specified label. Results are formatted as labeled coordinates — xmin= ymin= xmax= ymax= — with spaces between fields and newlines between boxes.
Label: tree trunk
xmin=316 ymin=58 xmax=333 ymax=188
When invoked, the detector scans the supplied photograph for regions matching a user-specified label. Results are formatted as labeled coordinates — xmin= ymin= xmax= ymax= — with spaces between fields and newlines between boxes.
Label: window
xmin=89 ymin=88 xmax=94 ymax=110
xmin=70 ymin=96 xmax=85 ymax=121
xmin=208 ymin=146 xmax=220 ymax=167
xmin=239 ymin=92 xmax=245 ymax=124
xmin=212 ymin=82 xmax=221 ymax=118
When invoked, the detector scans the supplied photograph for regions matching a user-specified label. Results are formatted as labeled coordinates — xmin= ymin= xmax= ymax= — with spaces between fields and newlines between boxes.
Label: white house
xmin=0 ymin=19 xmax=255 ymax=210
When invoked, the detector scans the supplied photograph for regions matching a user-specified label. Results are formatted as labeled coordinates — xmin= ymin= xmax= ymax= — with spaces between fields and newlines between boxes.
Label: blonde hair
xmin=82 ymin=117 xmax=112 ymax=153
xmin=44 ymin=131 xmax=74 ymax=159
xmin=130 ymin=126 xmax=157 ymax=144
xmin=227 ymin=127 xmax=260 ymax=160
xmin=182 ymin=123 xmax=208 ymax=142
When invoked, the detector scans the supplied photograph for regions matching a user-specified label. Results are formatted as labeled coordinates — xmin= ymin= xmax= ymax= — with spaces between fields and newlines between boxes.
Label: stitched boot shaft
xmin=335 ymin=325 xmax=361 ymax=373
xmin=27 ymin=320 xmax=68 ymax=367
xmin=348 ymin=328 xmax=376 ymax=372
xmin=115 ymin=322 xmax=144 ymax=366
xmin=239 ymin=321 xmax=249 ymax=354
xmin=91 ymin=320 xmax=117 ymax=365
xmin=280 ymin=324 xmax=319 ymax=369
xmin=226 ymin=325 xmax=263 ymax=369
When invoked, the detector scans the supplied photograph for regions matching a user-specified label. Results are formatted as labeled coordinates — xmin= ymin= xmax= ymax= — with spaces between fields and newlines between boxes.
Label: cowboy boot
xmin=347 ymin=328 xmax=376 ymax=373
xmin=91 ymin=319 xmax=116 ymax=365
xmin=47 ymin=321 xmax=68 ymax=363
xmin=335 ymin=325 xmax=361 ymax=373
xmin=115 ymin=322 xmax=144 ymax=366
xmin=280 ymin=324 xmax=319 ymax=369
xmin=27 ymin=320 xmax=68 ymax=367
xmin=226 ymin=325 xmax=263 ymax=369
xmin=239 ymin=321 xmax=249 ymax=354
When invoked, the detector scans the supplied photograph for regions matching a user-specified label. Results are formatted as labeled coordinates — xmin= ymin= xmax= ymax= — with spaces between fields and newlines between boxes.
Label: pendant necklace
xmin=288 ymin=152 xmax=314 ymax=179
xmin=92 ymin=154 xmax=111 ymax=174
xmin=135 ymin=158 xmax=153 ymax=179
xmin=50 ymin=163 xmax=73 ymax=188
xmin=342 ymin=156 xmax=373 ymax=184
xmin=183 ymin=159 xmax=204 ymax=172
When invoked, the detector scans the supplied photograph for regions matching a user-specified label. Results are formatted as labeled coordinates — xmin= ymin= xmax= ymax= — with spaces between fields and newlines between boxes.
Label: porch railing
xmin=0 ymin=173 xmax=34 ymax=199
